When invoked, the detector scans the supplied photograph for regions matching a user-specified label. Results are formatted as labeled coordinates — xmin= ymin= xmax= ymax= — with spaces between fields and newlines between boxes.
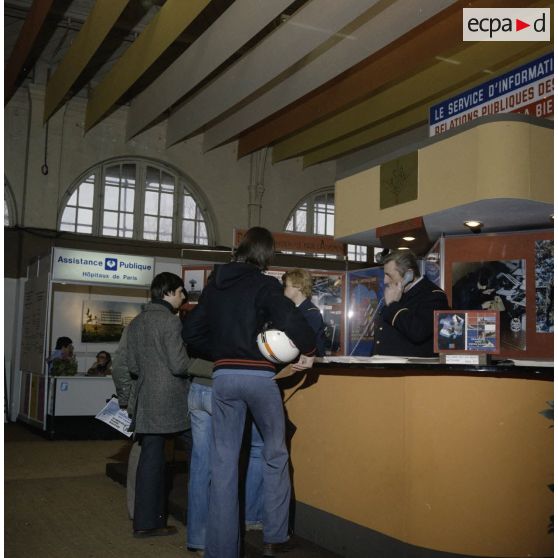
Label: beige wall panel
xmin=285 ymin=371 xmax=553 ymax=556
xmin=335 ymin=121 xmax=553 ymax=239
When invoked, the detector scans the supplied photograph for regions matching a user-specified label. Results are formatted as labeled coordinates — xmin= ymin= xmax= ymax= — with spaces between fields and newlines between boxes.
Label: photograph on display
xmin=535 ymin=240 xmax=553 ymax=333
xmin=434 ymin=310 xmax=499 ymax=353
xmin=346 ymin=267 xmax=384 ymax=356
xmin=451 ymin=259 xmax=526 ymax=351
xmin=182 ymin=267 xmax=211 ymax=304
xmin=436 ymin=312 xmax=466 ymax=351
xmin=466 ymin=311 xmax=499 ymax=352
xmin=81 ymin=301 xmax=143 ymax=342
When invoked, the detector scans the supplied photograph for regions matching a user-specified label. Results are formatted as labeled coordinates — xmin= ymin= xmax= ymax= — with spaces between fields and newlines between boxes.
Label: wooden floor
xmin=5 ymin=422 xmax=340 ymax=558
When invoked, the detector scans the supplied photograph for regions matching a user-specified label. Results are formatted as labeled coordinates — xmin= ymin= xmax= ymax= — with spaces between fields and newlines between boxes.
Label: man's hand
xmin=291 ymin=354 xmax=315 ymax=371
xmin=384 ymin=282 xmax=404 ymax=305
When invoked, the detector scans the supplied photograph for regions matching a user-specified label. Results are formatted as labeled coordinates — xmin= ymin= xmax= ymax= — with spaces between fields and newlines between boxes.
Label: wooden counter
xmin=282 ymin=362 xmax=553 ymax=557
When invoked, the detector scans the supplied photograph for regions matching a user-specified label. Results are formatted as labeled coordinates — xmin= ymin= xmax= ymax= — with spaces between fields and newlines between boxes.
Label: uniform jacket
xmin=127 ymin=301 xmax=191 ymax=434
xmin=183 ymin=262 xmax=316 ymax=374
xmin=373 ymin=277 xmax=448 ymax=357
xmin=298 ymin=298 xmax=326 ymax=357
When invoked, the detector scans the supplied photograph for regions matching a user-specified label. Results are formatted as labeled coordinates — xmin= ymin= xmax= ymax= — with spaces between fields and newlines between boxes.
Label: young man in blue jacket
xmin=183 ymin=227 xmax=315 ymax=558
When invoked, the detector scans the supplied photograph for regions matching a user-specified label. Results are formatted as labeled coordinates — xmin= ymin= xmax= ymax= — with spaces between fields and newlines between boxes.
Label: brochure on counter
xmin=95 ymin=397 xmax=133 ymax=437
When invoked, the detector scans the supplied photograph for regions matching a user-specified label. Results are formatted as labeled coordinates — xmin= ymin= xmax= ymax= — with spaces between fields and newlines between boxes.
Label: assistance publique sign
xmin=429 ymin=52 xmax=553 ymax=137
xmin=52 ymin=248 xmax=154 ymax=287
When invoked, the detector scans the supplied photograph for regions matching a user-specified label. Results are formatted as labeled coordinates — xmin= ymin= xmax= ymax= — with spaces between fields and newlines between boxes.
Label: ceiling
xmin=4 ymin=0 xmax=554 ymax=250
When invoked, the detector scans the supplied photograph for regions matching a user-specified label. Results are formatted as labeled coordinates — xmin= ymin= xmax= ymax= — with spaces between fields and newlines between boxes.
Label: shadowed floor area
xmin=5 ymin=423 xmax=189 ymax=558
xmin=5 ymin=423 xmax=340 ymax=558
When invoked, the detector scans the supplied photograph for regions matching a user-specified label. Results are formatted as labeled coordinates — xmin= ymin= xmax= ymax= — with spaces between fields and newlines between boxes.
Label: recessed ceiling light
xmin=464 ymin=220 xmax=483 ymax=233
xmin=397 ymin=246 xmax=410 ymax=250
xmin=435 ymin=56 xmax=461 ymax=65
xmin=464 ymin=220 xmax=482 ymax=228
xmin=402 ymin=236 xmax=415 ymax=241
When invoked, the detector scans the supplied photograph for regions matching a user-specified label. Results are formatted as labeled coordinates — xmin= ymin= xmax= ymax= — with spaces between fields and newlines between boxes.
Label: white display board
xmin=52 ymin=248 xmax=154 ymax=287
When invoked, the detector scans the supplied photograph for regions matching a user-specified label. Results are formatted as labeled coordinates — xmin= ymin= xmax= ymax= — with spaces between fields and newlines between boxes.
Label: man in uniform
xmin=373 ymin=251 xmax=448 ymax=357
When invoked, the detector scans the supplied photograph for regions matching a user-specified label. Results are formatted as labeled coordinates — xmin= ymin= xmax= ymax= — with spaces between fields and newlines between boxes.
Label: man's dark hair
xmin=150 ymin=272 xmax=185 ymax=300
xmin=234 ymin=227 xmax=275 ymax=270
xmin=55 ymin=336 xmax=73 ymax=350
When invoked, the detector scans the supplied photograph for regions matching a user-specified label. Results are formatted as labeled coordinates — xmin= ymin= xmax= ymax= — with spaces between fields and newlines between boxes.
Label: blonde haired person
xmin=282 ymin=269 xmax=326 ymax=356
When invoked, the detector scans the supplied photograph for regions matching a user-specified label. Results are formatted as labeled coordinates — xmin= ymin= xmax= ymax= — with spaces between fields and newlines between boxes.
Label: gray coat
xmin=127 ymin=302 xmax=191 ymax=434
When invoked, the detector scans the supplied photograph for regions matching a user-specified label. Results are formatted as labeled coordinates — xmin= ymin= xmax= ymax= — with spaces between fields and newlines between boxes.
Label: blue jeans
xmin=187 ymin=382 xmax=213 ymax=550
xmin=245 ymin=422 xmax=263 ymax=526
xmin=206 ymin=372 xmax=291 ymax=558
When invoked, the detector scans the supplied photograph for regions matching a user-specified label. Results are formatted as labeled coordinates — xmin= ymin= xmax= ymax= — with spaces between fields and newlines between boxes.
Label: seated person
xmin=86 ymin=351 xmax=112 ymax=376
xmin=48 ymin=337 xmax=78 ymax=376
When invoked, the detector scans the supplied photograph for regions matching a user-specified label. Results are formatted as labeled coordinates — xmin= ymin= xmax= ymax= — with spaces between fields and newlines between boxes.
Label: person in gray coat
xmin=127 ymin=272 xmax=191 ymax=538
xmin=111 ymin=326 xmax=140 ymax=520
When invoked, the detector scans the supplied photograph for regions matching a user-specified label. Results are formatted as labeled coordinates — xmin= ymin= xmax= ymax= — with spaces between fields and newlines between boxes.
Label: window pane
xmin=123 ymin=213 xmax=134 ymax=232
xmin=61 ymin=206 xmax=76 ymax=225
xmin=79 ymin=180 xmax=94 ymax=207
xmin=122 ymin=163 xmax=136 ymax=188
xmin=145 ymin=166 xmax=160 ymax=190
xmin=159 ymin=218 xmax=173 ymax=242
xmin=198 ymin=222 xmax=208 ymax=244
xmin=144 ymin=216 xmax=158 ymax=235
xmin=182 ymin=220 xmax=195 ymax=243
xmin=105 ymin=166 xmax=121 ymax=187
xmin=78 ymin=208 xmax=93 ymax=226
xmin=105 ymin=186 xmax=119 ymax=210
xmin=145 ymin=191 xmax=159 ymax=215
xmin=183 ymin=195 xmax=196 ymax=219
xmin=285 ymin=216 xmax=294 ymax=231
xmin=77 ymin=224 xmax=92 ymax=234
xmin=5 ymin=200 xmax=9 ymax=226
xmin=104 ymin=211 xmax=118 ymax=228
xmin=121 ymin=188 xmax=134 ymax=212
xmin=59 ymin=222 xmax=75 ymax=232
xmin=160 ymin=193 xmax=173 ymax=217
xmin=161 ymin=172 xmax=175 ymax=193
xmin=67 ymin=190 xmax=77 ymax=206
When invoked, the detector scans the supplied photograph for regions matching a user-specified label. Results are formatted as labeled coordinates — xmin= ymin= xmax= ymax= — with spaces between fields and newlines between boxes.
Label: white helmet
xmin=257 ymin=329 xmax=300 ymax=364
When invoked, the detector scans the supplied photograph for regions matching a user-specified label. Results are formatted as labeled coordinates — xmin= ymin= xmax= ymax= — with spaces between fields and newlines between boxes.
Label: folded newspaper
xmin=95 ymin=397 xmax=133 ymax=437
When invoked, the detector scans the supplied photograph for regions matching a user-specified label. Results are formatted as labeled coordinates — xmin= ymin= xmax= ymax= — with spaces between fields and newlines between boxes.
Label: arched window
xmin=59 ymin=159 xmax=211 ymax=245
xmin=285 ymin=188 xmax=368 ymax=262
xmin=4 ymin=180 xmax=16 ymax=227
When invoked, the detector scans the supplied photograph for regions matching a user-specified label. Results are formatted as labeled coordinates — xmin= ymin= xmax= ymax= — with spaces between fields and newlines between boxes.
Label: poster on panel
xmin=81 ymin=301 xmax=143 ymax=343
xmin=535 ymin=239 xmax=553 ymax=333
xmin=451 ymin=259 xmax=526 ymax=351
xmin=346 ymin=267 xmax=384 ymax=356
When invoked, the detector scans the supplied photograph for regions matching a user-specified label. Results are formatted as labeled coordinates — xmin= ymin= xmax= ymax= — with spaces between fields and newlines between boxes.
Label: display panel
xmin=444 ymin=231 xmax=552 ymax=359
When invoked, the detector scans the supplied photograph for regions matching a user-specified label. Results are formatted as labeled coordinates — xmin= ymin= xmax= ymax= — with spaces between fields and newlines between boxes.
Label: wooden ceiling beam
xmin=44 ymin=0 xmax=130 ymax=122
xmin=5 ymin=0 xmax=56 ymax=105
xmin=236 ymin=0 xmax=544 ymax=159
xmin=203 ymin=0 xmax=456 ymax=153
xmin=125 ymin=0 xmax=293 ymax=140
xmin=84 ymin=0 xmax=211 ymax=132
xmin=167 ymin=0 xmax=383 ymax=147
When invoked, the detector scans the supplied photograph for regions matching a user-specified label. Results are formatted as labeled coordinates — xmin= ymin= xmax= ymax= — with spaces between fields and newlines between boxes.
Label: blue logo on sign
xmin=105 ymin=258 xmax=118 ymax=271
xmin=60 ymin=382 xmax=68 ymax=391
